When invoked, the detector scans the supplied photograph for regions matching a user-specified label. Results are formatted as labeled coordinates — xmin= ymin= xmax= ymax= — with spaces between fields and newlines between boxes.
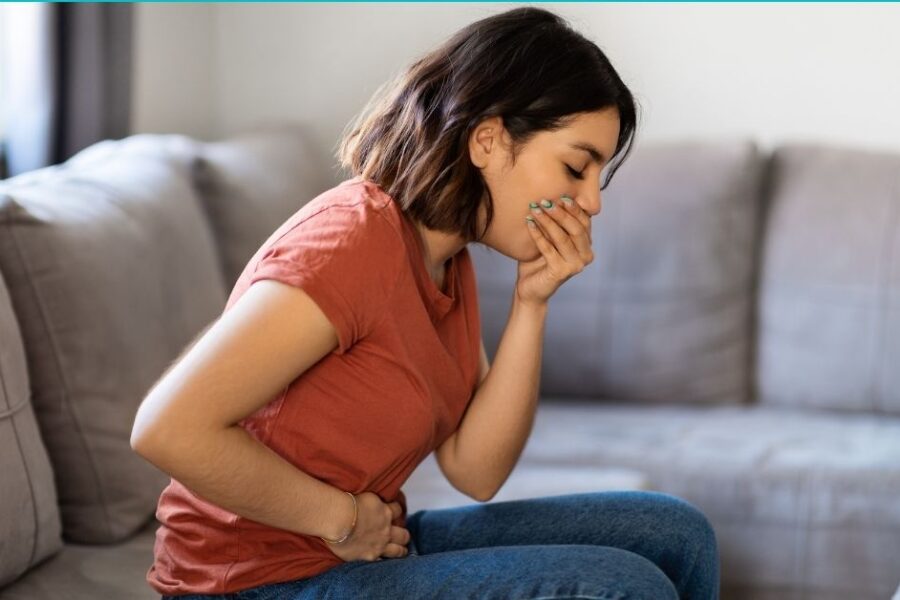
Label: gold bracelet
xmin=319 ymin=491 xmax=357 ymax=545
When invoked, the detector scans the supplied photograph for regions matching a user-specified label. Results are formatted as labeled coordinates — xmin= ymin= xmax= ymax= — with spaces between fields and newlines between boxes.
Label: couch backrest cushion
xmin=756 ymin=143 xmax=900 ymax=414
xmin=0 ymin=273 xmax=63 ymax=587
xmin=192 ymin=123 xmax=332 ymax=289
xmin=471 ymin=139 xmax=765 ymax=405
xmin=0 ymin=135 xmax=228 ymax=543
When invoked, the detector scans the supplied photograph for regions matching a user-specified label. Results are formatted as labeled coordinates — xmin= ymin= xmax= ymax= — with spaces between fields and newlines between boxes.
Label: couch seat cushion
xmin=0 ymin=517 xmax=159 ymax=600
xmin=520 ymin=400 xmax=900 ymax=600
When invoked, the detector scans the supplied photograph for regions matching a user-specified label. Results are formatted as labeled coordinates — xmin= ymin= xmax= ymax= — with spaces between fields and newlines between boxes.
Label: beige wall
xmin=131 ymin=3 xmax=900 ymax=184
xmin=131 ymin=3 xmax=215 ymax=140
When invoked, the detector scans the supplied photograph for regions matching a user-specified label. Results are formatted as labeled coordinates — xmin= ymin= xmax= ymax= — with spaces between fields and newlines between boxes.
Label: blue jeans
xmin=161 ymin=490 xmax=720 ymax=599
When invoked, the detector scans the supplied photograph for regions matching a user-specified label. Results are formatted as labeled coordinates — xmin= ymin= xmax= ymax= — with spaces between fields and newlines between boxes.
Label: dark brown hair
xmin=336 ymin=6 xmax=640 ymax=243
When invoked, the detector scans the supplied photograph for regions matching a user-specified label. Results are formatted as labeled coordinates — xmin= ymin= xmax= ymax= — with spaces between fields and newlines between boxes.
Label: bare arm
xmin=131 ymin=279 xmax=355 ymax=541
xmin=435 ymin=294 xmax=547 ymax=501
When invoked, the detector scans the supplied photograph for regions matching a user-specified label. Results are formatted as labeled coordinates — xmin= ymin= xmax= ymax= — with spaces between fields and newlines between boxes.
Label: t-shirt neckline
xmin=355 ymin=176 xmax=458 ymax=320
xmin=404 ymin=212 xmax=456 ymax=307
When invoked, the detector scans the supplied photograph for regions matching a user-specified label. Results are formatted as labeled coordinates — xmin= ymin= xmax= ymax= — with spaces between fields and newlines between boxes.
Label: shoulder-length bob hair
xmin=336 ymin=6 xmax=640 ymax=244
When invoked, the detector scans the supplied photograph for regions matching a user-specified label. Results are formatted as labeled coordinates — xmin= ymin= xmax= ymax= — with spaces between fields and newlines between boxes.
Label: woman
xmin=132 ymin=6 xmax=720 ymax=600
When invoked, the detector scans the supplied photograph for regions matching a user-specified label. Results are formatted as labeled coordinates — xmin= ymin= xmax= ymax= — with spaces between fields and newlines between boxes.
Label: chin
xmin=523 ymin=238 xmax=543 ymax=261
xmin=508 ymin=241 xmax=542 ymax=263
xmin=480 ymin=235 xmax=541 ymax=262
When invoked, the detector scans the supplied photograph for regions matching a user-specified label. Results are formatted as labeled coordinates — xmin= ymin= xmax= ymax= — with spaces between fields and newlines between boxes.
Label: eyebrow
xmin=569 ymin=142 xmax=610 ymax=166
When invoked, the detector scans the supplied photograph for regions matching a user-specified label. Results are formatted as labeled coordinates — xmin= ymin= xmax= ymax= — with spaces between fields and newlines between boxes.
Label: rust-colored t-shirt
xmin=146 ymin=176 xmax=482 ymax=595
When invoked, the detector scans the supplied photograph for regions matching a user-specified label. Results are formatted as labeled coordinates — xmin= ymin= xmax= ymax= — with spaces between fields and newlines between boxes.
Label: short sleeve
xmin=248 ymin=205 xmax=403 ymax=355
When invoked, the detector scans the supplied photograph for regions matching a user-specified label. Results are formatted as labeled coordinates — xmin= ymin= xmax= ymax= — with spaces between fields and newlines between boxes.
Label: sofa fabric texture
xmin=473 ymin=140 xmax=765 ymax=407
xmin=192 ymin=122 xmax=332 ymax=290
xmin=756 ymin=144 xmax=900 ymax=414
xmin=0 ymin=273 xmax=63 ymax=588
xmin=0 ymin=139 xmax=228 ymax=544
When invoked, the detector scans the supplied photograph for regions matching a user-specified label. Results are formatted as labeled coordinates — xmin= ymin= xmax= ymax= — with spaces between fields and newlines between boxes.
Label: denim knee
xmin=669 ymin=494 xmax=718 ymax=556
xmin=653 ymin=492 xmax=720 ymax=588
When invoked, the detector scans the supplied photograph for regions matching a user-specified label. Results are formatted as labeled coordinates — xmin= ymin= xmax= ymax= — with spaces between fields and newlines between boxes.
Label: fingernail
xmin=525 ymin=216 xmax=537 ymax=227
xmin=540 ymin=199 xmax=554 ymax=210
xmin=529 ymin=201 xmax=542 ymax=215
xmin=560 ymin=195 xmax=574 ymax=205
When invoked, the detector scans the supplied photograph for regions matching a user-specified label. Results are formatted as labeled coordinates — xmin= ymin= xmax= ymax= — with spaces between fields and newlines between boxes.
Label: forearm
xmin=453 ymin=293 xmax=548 ymax=499
xmin=134 ymin=424 xmax=354 ymax=541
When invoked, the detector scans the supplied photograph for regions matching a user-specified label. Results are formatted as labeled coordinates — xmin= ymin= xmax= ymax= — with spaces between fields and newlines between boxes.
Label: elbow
xmin=130 ymin=399 xmax=177 ymax=462
xmin=473 ymin=491 xmax=494 ymax=503
xmin=130 ymin=430 xmax=150 ymax=454
xmin=471 ymin=482 xmax=498 ymax=503
xmin=130 ymin=403 xmax=159 ymax=456
xmin=472 ymin=469 xmax=514 ymax=503
xmin=130 ymin=415 xmax=151 ymax=454
xmin=130 ymin=391 xmax=183 ymax=459
xmin=130 ymin=423 xmax=185 ymax=477
xmin=459 ymin=466 xmax=499 ymax=504
xmin=130 ymin=426 xmax=162 ymax=460
xmin=449 ymin=471 xmax=495 ymax=504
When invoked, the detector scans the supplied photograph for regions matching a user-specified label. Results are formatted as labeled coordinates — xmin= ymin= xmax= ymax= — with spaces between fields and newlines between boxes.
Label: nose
xmin=579 ymin=187 xmax=602 ymax=217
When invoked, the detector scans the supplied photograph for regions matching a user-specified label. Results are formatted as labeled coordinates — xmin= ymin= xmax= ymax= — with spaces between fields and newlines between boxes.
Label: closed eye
xmin=566 ymin=165 xmax=585 ymax=180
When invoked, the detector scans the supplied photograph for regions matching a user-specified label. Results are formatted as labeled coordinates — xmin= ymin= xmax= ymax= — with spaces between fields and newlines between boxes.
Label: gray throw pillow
xmin=756 ymin=143 xmax=900 ymax=414
xmin=471 ymin=139 xmax=765 ymax=406
xmin=0 ymin=136 xmax=227 ymax=543
xmin=0 ymin=272 xmax=63 ymax=586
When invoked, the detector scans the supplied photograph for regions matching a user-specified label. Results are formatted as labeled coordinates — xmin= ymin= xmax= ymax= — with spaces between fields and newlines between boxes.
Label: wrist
xmin=325 ymin=489 xmax=356 ymax=542
xmin=512 ymin=294 xmax=548 ymax=316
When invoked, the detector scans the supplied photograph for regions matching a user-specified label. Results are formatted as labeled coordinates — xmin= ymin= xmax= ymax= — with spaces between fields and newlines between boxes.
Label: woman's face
xmin=470 ymin=107 xmax=620 ymax=262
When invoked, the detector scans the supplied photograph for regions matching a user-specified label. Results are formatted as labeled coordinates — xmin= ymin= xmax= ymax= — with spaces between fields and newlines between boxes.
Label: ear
xmin=468 ymin=115 xmax=505 ymax=169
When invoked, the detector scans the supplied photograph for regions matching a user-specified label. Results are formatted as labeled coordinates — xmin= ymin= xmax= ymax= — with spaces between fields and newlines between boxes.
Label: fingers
xmin=388 ymin=501 xmax=402 ymax=520
xmin=528 ymin=199 xmax=577 ymax=258
xmin=390 ymin=525 xmax=411 ymax=547
xmin=526 ymin=215 xmax=563 ymax=267
xmin=561 ymin=195 xmax=592 ymax=241
xmin=381 ymin=541 xmax=409 ymax=558
xmin=548 ymin=196 xmax=593 ymax=252
xmin=382 ymin=525 xmax=411 ymax=559
xmin=528 ymin=197 xmax=593 ymax=267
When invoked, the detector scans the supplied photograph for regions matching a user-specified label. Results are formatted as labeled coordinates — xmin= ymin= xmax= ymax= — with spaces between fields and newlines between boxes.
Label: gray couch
xmin=0 ymin=125 xmax=898 ymax=600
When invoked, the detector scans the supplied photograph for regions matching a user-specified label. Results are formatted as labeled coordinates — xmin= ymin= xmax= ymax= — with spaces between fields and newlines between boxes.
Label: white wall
xmin=131 ymin=4 xmax=215 ymax=140
xmin=132 ymin=3 xmax=900 ymax=183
